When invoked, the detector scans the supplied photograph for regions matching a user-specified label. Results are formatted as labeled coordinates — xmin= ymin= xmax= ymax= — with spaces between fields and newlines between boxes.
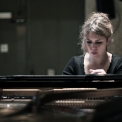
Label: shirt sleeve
xmin=115 ymin=57 xmax=122 ymax=74
xmin=62 ymin=57 xmax=75 ymax=75
xmin=112 ymin=56 xmax=122 ymax=82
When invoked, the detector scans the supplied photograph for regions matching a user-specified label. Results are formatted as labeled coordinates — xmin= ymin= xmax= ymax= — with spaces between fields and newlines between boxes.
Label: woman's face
xmin=85 ymin=31 xmax=109 ymax=57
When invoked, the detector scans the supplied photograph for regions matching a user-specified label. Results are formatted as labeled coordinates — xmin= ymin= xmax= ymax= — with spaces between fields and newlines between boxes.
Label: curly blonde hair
xmin=79 ymin=12 xmax=114 ymax=54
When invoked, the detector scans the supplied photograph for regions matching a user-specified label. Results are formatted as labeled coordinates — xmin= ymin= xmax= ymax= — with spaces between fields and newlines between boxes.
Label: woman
xmin=62 ymin=12 xmax=122 ymax=80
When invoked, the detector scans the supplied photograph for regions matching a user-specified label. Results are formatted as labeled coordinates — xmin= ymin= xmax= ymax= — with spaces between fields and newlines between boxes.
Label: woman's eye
xmin=96 ymin=42 xmax=102 ymax=44
xmin=86 ymin=41 xmax=92 ymax=44
xmin=86 ymin=41 xmax=102 ymax=45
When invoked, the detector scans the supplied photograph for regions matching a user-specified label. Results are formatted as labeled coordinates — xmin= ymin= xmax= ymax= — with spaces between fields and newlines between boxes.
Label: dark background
xmin=0 ymin=0 xmax=85 ymax=75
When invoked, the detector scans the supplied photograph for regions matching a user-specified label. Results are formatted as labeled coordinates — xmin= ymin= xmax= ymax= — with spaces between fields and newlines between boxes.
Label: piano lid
xmin=0 ymin=74 xmax=122 ymax=88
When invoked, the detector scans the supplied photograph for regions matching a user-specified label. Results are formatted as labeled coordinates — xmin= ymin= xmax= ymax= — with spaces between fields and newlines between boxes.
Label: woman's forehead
xmin=86 ymin=31 xmax=106 ymax=40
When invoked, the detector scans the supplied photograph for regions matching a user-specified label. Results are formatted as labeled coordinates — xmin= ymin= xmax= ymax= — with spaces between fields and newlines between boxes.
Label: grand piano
xmin=0 ymin=74 xmax=122 ymax=122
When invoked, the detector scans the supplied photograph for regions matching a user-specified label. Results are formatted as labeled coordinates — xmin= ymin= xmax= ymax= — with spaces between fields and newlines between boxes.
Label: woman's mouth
xmin=91 ymin=52 xmax=97 ymax=55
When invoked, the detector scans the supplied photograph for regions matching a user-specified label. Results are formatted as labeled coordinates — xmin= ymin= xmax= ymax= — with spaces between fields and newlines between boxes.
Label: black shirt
xmin=62 ymin=54 xmax=122 ymax=75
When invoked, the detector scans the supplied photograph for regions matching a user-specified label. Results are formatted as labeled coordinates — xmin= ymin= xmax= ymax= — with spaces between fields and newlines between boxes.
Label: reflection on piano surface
xmin=0 ymin=75 xmax=122 ymax=122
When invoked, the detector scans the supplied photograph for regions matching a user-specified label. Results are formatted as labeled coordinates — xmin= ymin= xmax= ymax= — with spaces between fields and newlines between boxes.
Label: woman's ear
xmin=106 ymin=37 xmax=111 ymax=45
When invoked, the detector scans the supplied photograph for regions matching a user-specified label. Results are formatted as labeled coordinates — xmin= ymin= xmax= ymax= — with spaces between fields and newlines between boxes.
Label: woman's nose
xmin=91 ymin=43 xmax=97 ymax=48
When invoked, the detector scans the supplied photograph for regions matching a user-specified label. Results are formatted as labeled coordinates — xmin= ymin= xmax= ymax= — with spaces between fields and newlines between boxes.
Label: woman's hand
xmin=89 ymin=69 xmax=114 ymax=82
xmin=89 ymin=69 xmax=106 ymax=75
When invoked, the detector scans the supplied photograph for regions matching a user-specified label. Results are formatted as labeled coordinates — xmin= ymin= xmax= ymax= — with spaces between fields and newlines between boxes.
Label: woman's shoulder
xmin=69 ymin=54 xmax=84 ymax=65
xmin=72 ymin=54 xmax=84 ymax=61
xmin=111 ymin=54 xmax=122 ymax=65
xmin=112 ymin=54 xmax=122 ymax=60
